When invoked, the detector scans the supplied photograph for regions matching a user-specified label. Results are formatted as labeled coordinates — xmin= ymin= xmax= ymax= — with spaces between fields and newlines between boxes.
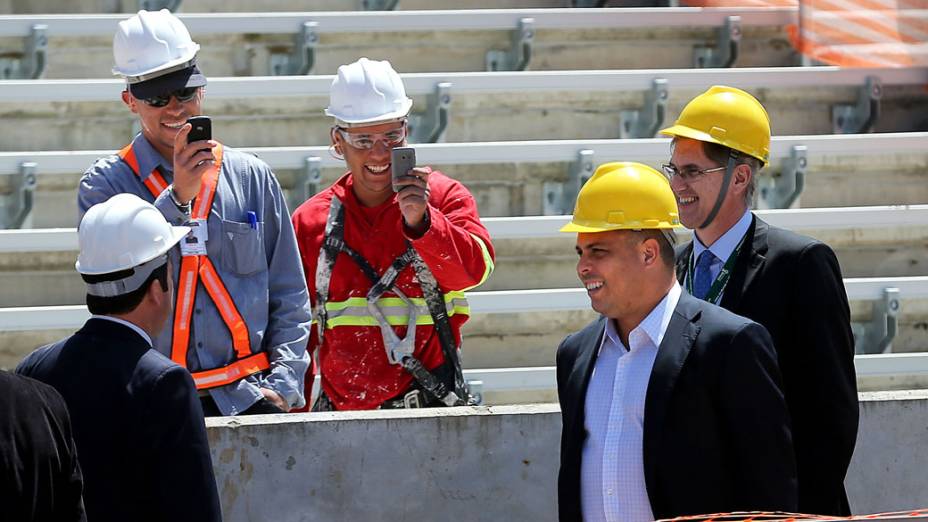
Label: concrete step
xmin=13 ymin=142 xmax=928 ymax=227
xmin=2 ymin=76 xmax=924 ymax=154
xmin=3 ymin=206 xmax=927 ymax=303
xmin=2 ymin=278 xmax=926 ymax=370
xmin=0 ymin=9 xmax=796 ymax=78
xmin=1 ymin=0 xmax=615 ymax=14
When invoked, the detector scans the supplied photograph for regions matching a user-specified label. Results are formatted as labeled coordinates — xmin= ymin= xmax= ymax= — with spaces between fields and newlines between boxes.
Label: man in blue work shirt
xmin=78 ymin=10 xmax=311 ymax=416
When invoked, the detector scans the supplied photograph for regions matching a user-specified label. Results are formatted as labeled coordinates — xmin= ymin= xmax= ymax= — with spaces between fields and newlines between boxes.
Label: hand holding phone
xmin=391 ymin=147 xmax=417 ymax=193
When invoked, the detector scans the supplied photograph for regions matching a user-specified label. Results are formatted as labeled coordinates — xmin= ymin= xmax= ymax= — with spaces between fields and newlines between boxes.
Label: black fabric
xmin=675 ymin=215 xmax=858 ymax=516
xmin=129 ymin=64 xmax=207 ymax=99
xmin=15 ymin=318 xmax=222 ymax=522
xmin=556 ymin=292 xmax=798 ymax=521
xmin=0 ymin=371 xmax=86 ymax=522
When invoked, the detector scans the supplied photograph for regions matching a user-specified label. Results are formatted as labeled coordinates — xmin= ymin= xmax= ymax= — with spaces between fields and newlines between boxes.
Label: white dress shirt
xmin=689 ymin=209 xmax=753 ymax=290
xmin=581 ymin=282 xmax=682 ymax=522
xmin=91 ymin=315 xmax=153 ymax=347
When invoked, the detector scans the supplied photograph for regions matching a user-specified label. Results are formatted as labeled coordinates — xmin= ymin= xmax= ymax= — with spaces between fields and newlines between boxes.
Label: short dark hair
xmin=629 ymin=229 xmax=675 ymax=270
xmin=700 ymin=141 xmax=763 ymax=207
xmin=84 ymin=263 xmax=168 ymax=316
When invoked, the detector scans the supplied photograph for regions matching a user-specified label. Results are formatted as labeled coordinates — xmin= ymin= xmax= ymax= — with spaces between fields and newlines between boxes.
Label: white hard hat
xmin=112 ymin=9 xmax=200 ymax=82
xmin=77 ymin=194 xmax=189 ymax=297
xmin=325 ymin=58 xmax=413 ymax=126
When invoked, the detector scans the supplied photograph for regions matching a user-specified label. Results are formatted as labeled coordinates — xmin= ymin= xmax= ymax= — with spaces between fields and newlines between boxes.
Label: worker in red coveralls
xmin=291 ymin=58 xmax=495 ymax=411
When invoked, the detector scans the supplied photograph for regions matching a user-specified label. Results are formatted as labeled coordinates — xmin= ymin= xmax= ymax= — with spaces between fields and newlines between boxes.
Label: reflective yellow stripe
xmin=320 ymin=294 xmax=470 ymax=328
xmin=461 ymin=234 xmax=494 ymax=292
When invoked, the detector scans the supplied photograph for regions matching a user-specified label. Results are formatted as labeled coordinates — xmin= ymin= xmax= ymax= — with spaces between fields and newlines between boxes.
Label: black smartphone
xmin=391 ymin=146 xmax=416 ymax=192
xmin=186 ymin=115 xmax=212 ymax=143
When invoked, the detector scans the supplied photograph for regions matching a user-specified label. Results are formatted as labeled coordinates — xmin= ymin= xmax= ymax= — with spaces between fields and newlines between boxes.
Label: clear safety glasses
xmin=336 ymin=124 xmax=407 ymax=150
xmin=661 ymin=163 xmax=727 ymax=183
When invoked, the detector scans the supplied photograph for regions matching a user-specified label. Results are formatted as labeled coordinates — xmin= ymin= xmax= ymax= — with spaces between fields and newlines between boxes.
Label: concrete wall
xmin=206 ymin=391 xmax=928 ymax=521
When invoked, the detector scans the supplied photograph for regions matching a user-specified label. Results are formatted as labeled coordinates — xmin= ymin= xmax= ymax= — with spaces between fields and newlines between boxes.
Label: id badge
xmin=179 ymin=218 xmax=209 ymax=257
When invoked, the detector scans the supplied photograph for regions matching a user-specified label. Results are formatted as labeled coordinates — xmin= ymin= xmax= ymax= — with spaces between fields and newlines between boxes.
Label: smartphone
xmin=391 ymin=146 xmax=416 ymax=193
xmin=186 ymin=116 xmax=212 ymax=155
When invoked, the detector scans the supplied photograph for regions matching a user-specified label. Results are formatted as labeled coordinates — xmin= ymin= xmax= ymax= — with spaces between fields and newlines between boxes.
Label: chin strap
xmin=698 ymin=151 xmax=739 ymax=230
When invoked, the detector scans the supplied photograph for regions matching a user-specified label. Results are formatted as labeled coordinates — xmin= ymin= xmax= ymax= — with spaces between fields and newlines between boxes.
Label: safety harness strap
xmin=118 ymin=142 xmax=267 ymax=390
xmin=315 ymin=195 xmax=472 ymax=406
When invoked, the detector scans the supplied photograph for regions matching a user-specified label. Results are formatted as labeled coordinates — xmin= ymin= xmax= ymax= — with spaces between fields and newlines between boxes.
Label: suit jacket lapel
xmin=564 ymin=317 xmax=606 ymax=442
xmin=643 ymin=294 xmax=701 ymax=497
xmin=721 ymin=213 xmax=768 ymax=310
xmin=674 ymin=242 xmax=692 ymax=284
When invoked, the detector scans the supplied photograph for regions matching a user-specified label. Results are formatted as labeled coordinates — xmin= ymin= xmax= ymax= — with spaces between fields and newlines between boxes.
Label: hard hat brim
xmin=128 ymin=65 xmax=207 ymax=100
xmin=325 ymin=98 xmax=413 ymax=126
xmin=75 ymin=224 xmax=190 ymax=276
xmin=660 ymin=123 xmax=768 ymax=166
xmin=659 ymin=123 xmax=721 ymax=147
xmin=560 ymin=222 xmax=677 ymax=234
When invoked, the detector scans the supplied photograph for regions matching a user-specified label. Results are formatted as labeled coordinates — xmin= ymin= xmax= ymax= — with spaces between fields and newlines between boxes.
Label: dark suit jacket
xmin=557 ymin=292 xmax=797 ymax=521
xmin=16 ymin=318 xmax=222 ymax=522
xmin=676 ymin=215 xmax=858 ymax=516
xmin=0 ymin=371 xmax=86 ymax=522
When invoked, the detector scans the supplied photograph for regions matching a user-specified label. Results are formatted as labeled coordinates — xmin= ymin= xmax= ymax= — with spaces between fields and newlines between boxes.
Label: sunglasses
xmin=139 ymin=87 xmax=200 ymax=108
xmin=335 ymin=124 xmax=407 ymax=150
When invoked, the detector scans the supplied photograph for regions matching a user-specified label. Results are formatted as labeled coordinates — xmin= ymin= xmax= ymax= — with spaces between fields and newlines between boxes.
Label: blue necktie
xmin=693 ymin=250 xmax=717 ymax=300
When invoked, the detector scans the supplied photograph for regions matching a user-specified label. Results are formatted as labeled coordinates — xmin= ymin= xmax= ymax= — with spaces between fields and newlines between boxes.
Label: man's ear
xmin=641 ymin=237 xmax=660 ymax=268
xmin=330 ymin=127 xmax=343 ymax=155
xmin=729 ymin=163 xmax=752 ymax=197
xmin=122 ymin=90 xmax=139 ymax=114
xmin=145 ymin=277 xmax=166 ymax=307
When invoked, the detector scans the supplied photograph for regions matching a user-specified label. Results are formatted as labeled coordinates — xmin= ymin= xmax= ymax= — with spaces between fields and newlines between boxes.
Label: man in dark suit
xmin=661 ymin=86 xmax=858 ymax=516
xmin=17 ymin=194 xmax=222 ymax=522
xmin=1 ymin=370 xmax=86 ymax=521
xmin=556 ymin=162 xmax=797 ymax=522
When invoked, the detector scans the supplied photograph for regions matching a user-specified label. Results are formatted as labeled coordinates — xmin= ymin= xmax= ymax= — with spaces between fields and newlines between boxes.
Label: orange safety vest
xmin=118 ymin=143 xmax=270 ymax=389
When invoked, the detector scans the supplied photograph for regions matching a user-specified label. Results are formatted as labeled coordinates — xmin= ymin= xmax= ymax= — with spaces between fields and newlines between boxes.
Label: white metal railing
xmin=3 ymin=205 xmax=927 ymax=252
xmin=0 ymin=8 xmax=796 ymax=38
xmin=1 ymin=276 xmax=925 ymax=331
xmin=463 ymin=352 xmax=928 ymax=395
xmin=1 ymin=67 xmax=925 ymax=103
xmin=1 ymin=132 xmax=926 ymax=175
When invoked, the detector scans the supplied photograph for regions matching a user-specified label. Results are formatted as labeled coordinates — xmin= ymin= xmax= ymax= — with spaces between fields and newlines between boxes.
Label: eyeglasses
xmin=661 ymin=163 xmax=727 ymax=182
xmin=335 ymin=124 xmax=407 ymax=150
xmin=140 ymin=87 xmax=200 ymax=108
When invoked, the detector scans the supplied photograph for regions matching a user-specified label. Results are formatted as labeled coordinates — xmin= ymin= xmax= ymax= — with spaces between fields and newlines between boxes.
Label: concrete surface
xmin=204 ymin=391 xmax=928 ymax=521
xmin=0 ymin=25 xmax=794 ymax=79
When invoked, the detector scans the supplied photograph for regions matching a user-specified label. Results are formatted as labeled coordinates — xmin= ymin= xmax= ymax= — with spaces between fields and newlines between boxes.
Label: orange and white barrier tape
xmin=660 ymin=508 xmax=928 ymax=521
xmin=788 ymin=0 xmax=928 ymax=67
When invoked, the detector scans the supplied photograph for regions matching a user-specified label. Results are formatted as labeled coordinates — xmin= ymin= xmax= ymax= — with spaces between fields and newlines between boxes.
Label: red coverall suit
xmin=291 ymin=169 xmax=495 ymax=410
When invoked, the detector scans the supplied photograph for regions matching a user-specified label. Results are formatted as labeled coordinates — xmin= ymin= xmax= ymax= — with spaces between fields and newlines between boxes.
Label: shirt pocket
xmin=220 ymin=219 xmax=266 ymax=276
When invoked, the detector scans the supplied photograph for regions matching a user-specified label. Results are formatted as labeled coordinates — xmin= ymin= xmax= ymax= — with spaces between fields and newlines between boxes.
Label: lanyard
xmin=686 ymin=233 xmax=747 ymax=305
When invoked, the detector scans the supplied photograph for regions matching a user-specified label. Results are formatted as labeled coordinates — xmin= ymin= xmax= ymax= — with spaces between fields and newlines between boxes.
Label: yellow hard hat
xmin=560 ymin=162 xmax=680 ymax=233
xmin=660 ymin=85 xmax=770 ymax=166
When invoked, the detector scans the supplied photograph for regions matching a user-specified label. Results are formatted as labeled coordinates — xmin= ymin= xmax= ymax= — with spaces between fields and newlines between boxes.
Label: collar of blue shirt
xmin=693 ymin=209 xmax=753 ymax=268
xmin=129 ymin=133 xmax=175 ymax=182
xmin=600 ymin=281 xmax=683 ymax=355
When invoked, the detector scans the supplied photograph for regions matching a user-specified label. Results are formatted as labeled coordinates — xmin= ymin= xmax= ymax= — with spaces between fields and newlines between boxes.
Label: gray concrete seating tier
xmin=2 ymin=132 xmax=926 ymax=228
xmin=0 ymin=1 xmax=648 ymax=14
xmin=0 ymin=68 xmax=924 ymax=165
xmin=1 ymin=276 xmax=926 ymax=384
xmin=0 ymin=7 xmax=796 ymax=78
xmin=199 ymin=395 xmax=928 ymax=520
xmin=2 ymin=204 xmax=926 ymax=303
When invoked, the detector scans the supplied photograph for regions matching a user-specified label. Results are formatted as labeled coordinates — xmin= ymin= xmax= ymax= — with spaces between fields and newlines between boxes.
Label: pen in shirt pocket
xmin=247 ymin=211 xmax=257 ymax=230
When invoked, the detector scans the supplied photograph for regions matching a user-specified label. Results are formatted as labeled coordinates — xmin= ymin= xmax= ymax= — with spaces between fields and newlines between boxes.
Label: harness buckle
xmin=403 ymin=389 xmax=423 ymax=409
